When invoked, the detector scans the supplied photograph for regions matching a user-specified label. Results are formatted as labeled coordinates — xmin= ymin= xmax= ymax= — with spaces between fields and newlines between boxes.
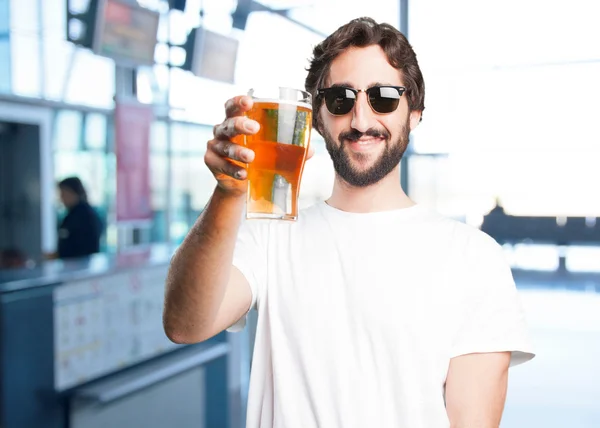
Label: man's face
xmin=318 ymin=45 xmax=420 ymax=187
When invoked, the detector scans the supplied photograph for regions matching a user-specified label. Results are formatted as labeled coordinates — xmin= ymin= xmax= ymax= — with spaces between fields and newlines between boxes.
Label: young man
xmin=164 ymin=17 xmax=534 ymax=428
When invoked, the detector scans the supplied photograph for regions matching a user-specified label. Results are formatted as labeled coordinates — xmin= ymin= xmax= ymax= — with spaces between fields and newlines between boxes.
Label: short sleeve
xmin=227 ymin=218 xmax=269 ymax=332
xmin=450 ymin=234 xmax=535 ymax=367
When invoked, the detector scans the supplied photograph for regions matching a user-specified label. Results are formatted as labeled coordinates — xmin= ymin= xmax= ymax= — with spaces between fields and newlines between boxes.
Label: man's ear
xmin=409 ymin=111 xmax=422 ymax=131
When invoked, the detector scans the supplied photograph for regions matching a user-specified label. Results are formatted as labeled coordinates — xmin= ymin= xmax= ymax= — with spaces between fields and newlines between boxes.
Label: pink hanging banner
xmin=115 ymin=100 xmax=153 ymax=223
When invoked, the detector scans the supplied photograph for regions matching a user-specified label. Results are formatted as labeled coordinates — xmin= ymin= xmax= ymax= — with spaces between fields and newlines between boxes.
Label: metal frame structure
xmin=398 ymin=0 xmax=411 ymax=195
xmin=233 ymin=0 xmax=328 ymax=37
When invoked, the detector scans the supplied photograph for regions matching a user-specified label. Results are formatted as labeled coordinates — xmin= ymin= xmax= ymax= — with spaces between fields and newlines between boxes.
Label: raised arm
xmin=163 ymin=95 xmax=259 ymax=344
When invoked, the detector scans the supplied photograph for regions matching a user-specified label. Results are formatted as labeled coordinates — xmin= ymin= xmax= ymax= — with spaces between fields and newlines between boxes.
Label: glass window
xmin=169 ymin=69 xmax=241 ymax=124
xmin=54 ymin=110 xmax=83 ymax=151
xmin=0 ymin=39 xmax=10 ymax=93
xmin=84 ymin=113 xmax=107 ymax=150
xmin=150 ymin=119 xmax=169 ymax=152
xmin=53 ymin=110 xmax=112 ymax=251
xmin=42 ymin=0 xmax=116 ymax=105
xmin=42 ymin=39 xmax=76 ymax=101
xmin=10 ymin=33 xmax=42 ymax=97
xmin=282 ymin=0 xmax=399 ymax=35
xmin=154 ymin=1 xmax=171 ymax=43
xmin=154 ymin=42 xmax=169 ymax=64
xmin=9 ymin=0 xmax=40 ymax=33
xmin=136 ymin=64 xmax=170 ymax=106
xmin=0 ymin=0 xmax=9 ymax=93
xmin=167 ymin=9 xmax=188 ymax=46
xmin=0 ymin=0 xmax=8 ymax=31
xmin=63 ymin=49 xmax=115 ymax=108
xmin=193 ymin=0 xmax=236 ymax=34
xmin=41 ymin=0 xmax=66 ymax=38
xmin=236 ymin=12 xmax=322 ymax=92
xmin=149 ymin=120 xmax=168 ymax=243
xmin=408 ymin=0 xmax=600 ymax=221
xmin=187 ymin=125 xmax=216 ymax=211
xmin=54 ymin=151 xmax=108 ymax=207
xmin=9 ymin=0 xmax=42 ymax=96
xmin=169 ymin=122 xmax=214 ymax=244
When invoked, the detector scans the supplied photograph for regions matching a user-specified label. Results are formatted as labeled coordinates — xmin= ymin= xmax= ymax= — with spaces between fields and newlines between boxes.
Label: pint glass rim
xmin=248 ymin=86 xmax=312 ymax=109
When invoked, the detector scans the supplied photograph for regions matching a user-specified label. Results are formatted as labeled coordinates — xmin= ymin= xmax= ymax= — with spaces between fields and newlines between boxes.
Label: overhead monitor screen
xmin=93 ymin=0 xmax=160 ymax=66
xmin=185 ymin=28 xmax=239 ymax=84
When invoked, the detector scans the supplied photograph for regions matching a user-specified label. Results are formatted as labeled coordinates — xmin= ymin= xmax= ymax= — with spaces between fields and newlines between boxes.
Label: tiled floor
xmin=502 ymin=281 xmax=600 ymax=427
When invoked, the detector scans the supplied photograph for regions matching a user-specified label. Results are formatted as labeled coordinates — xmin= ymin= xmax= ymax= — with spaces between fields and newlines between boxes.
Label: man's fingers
xmin=214 ymin=116 xmax=260 ymax=140
xmin=204 ymin=149 xmax=248 ymax=180
xmin=224 ymin=95 xmax=253 ymax=118
xmin=207 ymin=139 xmax=255 ymax=163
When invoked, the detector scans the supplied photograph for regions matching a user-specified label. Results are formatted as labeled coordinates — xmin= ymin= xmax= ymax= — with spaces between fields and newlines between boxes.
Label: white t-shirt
xmin=231 ymin=201 xmax=534 ymax=428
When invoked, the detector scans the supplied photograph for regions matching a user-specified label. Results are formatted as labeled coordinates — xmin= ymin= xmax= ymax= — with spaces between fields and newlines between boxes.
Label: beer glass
xmin=244 ymin=87 xmax=312 ymax=221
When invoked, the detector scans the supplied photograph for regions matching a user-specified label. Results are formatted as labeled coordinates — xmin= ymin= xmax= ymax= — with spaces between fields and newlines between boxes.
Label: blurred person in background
xmin=48 ymin=176 xmax=103 ymax=260
xmin=164 ymin=17 xmax=534 ymax=428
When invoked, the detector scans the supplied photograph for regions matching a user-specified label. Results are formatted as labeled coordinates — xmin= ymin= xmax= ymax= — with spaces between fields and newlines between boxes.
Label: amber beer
xmin=244 ymin=89 xmax=312 ymax=220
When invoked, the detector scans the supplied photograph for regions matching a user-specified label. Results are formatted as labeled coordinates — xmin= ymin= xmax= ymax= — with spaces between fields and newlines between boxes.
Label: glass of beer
xmin=244 ymin=87 xmax=312 ymax=221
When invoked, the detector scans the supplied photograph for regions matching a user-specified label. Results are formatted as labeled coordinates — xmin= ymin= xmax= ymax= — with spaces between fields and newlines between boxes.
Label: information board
xmin=53 ymin=266 xmax=179 ymax=391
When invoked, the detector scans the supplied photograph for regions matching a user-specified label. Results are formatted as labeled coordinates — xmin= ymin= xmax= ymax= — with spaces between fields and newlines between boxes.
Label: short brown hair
xmin=305 ymin=17 xmax=425 ymax=129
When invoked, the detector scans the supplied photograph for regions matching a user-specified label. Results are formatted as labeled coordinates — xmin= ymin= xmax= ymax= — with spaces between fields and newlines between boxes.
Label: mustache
xmin=338 ymin=128 xmax=391 ymax=143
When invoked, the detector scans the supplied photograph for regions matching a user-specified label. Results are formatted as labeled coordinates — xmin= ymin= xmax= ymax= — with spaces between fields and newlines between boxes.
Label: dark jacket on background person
xmin=57 ymin=202 xmax=103 ymax=259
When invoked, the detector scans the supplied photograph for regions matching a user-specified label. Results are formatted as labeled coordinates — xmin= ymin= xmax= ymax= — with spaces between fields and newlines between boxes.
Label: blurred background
xmin=0 ymin=0 xmax=598 ymax=427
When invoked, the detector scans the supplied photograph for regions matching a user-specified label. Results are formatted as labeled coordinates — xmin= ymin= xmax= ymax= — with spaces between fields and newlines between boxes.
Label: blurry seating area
xmin=482 ymin=204 xmax=600 ymax=246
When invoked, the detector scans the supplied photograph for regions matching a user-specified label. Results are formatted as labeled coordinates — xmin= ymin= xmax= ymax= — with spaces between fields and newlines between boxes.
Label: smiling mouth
xmin=356 ymin=137 xmax=383 ymax=144
xmin=346 ymin=137 xmax=385 ymax=145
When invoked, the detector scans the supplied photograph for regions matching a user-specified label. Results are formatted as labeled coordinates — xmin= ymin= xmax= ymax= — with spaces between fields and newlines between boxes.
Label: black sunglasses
xmin=317 ymin=85 xmax=407 ymax=115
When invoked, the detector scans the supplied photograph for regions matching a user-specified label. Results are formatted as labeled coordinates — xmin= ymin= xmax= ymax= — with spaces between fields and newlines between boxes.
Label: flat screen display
xmin=93 ymin=0 xmax=160 ymax=66
xmin=185 ymin=28 xmax=239 ymax=84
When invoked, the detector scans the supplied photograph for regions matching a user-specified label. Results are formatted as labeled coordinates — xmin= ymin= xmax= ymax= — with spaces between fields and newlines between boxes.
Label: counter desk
xmin=0 ymin=245 xmax=248 ymax=428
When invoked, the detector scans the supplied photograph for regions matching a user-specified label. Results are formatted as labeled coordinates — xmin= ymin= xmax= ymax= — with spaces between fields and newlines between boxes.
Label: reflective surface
xmin=503 ymin=280 xmax=600 ymax=427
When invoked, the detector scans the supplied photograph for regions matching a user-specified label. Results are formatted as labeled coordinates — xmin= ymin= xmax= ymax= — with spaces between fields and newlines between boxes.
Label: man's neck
xmin=326 ymin=167 xmax=415 ymax=213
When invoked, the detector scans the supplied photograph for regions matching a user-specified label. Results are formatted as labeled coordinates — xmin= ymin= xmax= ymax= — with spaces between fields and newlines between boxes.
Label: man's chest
xmin=264 ymin=237 xmax=461 ymax=357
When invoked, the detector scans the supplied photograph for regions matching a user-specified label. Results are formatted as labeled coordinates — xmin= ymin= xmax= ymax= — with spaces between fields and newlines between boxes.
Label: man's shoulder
xmin=298 ymin=201 xmax=325 ymax=219
xmin=453 ymin=218 xmax=502 ymax=251
xmin=419 ymin=209 xmax=503 ymax=255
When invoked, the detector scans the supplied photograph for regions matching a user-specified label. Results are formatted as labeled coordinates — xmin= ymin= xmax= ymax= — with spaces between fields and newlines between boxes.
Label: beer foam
xmin=253 ymin=98 xmax=312 ymax=110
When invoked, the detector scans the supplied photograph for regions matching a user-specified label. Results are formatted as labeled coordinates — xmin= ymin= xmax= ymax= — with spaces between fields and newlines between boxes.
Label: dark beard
xmin=322 ymin=119 xmax=410 ymax=188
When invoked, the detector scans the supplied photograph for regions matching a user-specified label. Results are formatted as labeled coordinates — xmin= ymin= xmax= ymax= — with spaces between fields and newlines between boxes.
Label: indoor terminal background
xmin=0 ymin=0 xmax=599 ymax=427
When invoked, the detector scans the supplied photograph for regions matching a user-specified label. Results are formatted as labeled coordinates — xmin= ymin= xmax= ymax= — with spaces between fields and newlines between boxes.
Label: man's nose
xmin=350 ymin=92 xmax=373 ymax=133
